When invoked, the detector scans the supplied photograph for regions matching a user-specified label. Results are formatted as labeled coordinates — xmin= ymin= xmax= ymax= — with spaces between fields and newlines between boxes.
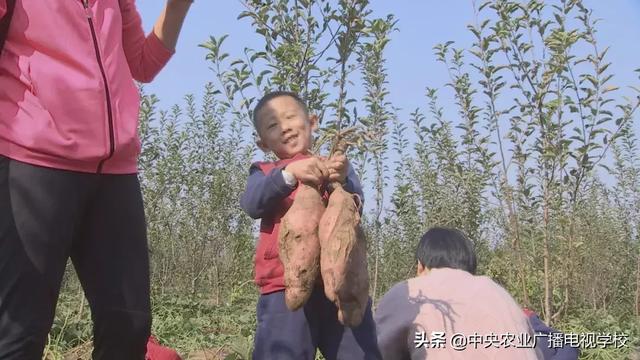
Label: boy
xmin=240 ymin=91 xmax=381 ymax=360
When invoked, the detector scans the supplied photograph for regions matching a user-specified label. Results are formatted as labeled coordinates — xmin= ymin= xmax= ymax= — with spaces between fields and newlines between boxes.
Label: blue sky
xmin=136 ymin=0 xmax=640 ymax=121
xmin=134 ymin=0 xmax=640 ymax=211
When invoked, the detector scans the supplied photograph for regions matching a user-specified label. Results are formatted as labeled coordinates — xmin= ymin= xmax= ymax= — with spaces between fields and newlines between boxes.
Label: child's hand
xmin=284 ymin=157 xmax=330 ymax=186
xmin=326 ymin=153 xmax=349 ymax=184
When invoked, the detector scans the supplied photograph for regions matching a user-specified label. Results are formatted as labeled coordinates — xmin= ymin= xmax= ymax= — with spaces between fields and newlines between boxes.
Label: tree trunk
xmin=635 ymin=248 xmax=640 ymax=317
xmin=504 ymin=182 xmax=529 ymax=306
xmin=513 ymin=216 xmax=530 ymax=307
xmin=372 ymin=226 xmax=380 ymax=307
xmin=543 ymin=184 xmax=552 ymax=325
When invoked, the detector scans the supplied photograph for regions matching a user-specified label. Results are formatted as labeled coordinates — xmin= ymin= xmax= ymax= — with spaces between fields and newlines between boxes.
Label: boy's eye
xmin=268 ymin=123 xmax=277 ymax=129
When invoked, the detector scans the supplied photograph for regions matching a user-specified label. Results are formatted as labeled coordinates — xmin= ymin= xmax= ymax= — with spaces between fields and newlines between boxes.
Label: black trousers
xmin=0 ymin=156 xmax=151 ymax=360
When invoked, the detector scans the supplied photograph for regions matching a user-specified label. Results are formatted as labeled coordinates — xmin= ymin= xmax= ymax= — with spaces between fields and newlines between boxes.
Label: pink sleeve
xmin=119 ymin=0 xmax=174 ymax=83
xmin=0 ymin=1 xmax=7 ymax=19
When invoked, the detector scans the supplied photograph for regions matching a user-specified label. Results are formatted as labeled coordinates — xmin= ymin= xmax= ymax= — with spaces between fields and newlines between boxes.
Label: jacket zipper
xmin=82 ymin=0 xmax=115 ymax=174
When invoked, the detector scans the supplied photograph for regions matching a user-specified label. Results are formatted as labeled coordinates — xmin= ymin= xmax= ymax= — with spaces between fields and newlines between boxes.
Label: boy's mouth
xmin=283 ymin=134 xmax=298 ymax=144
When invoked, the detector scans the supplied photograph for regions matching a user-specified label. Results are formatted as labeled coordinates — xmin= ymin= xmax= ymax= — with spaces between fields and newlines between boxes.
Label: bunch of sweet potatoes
xmin=278 ymin=154 xmax=369 ymax=327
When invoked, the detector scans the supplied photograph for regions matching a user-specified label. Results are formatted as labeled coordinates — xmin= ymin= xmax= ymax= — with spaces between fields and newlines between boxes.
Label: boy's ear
xmin=416 ymin=261 xmax=426 ymax=276
xmin=309 ymin=114 xmax=319 ymax=131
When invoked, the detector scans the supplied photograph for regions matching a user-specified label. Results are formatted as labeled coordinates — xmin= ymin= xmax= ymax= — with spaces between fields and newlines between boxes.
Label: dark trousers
xmin=0 ymin=156 xmax=151 ymax=360
xmin=253 ymin=287 xmax=382 ymax=360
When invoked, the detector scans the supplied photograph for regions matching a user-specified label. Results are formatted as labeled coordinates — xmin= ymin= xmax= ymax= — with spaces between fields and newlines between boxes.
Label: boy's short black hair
xmin=415 ymin=227 xmax=477 ymax=274
xmin=252 ymin=91 xmax=309 ymax=131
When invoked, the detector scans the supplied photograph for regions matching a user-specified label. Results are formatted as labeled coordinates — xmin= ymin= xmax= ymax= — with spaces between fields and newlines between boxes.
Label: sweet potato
xmin=279 ymin=183 xmax=324 ymax=311
xmin=319 ymin=184 xmax=369 ymax=327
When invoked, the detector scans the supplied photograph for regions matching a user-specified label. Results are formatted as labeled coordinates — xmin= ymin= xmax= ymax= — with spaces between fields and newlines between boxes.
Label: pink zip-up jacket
xmin=0 ymin=0 xmax=173 ymax=174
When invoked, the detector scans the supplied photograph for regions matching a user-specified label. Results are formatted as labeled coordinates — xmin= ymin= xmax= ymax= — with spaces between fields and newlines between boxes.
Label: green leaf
xmin=237 ymin=11 xmax=253 ymax=21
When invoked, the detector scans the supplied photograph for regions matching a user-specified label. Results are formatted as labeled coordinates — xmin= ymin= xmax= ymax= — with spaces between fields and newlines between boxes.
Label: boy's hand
xmin=284 ymin=157 xmax=329 ymax=186
xmin=327 ymin=153 xmax=349 ymax=184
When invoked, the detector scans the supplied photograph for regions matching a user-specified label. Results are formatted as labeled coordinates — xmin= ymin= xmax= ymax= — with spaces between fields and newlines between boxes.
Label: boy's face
xmin=255 ymin=95 xmax=317 ymax=159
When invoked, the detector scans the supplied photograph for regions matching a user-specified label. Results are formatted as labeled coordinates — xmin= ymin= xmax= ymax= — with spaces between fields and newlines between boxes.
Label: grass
xmin=43 ymin=286 xmax=257 ymax=360
xmin=42 ymin=285 xmax=639 ymax=359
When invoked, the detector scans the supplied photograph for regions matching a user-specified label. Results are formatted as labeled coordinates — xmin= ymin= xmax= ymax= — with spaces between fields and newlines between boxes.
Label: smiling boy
xmin=240 ymin=91 xmax=381 ymax=359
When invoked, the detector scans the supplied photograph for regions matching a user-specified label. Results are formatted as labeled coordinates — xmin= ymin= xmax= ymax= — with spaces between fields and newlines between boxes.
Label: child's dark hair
xmin=252 ymin=91 xmax=309 ymax=130
xmin=415 ymin=227 xmax=478 ymax=274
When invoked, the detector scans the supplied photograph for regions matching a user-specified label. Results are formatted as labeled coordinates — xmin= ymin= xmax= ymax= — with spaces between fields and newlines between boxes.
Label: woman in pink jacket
xmin=0 ymin=1 xmax=191 ymax=358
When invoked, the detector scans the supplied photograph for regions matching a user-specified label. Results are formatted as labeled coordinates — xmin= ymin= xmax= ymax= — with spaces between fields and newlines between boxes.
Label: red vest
xmin=253 ymin=154 xmax=327 ymax=294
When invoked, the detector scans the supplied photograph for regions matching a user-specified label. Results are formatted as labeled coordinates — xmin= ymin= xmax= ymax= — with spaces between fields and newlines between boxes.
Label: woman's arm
xmin=120 ymin=0 xmax=192 ymax=83
xmin=152 ymin=0 xmax=192 ymax=52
